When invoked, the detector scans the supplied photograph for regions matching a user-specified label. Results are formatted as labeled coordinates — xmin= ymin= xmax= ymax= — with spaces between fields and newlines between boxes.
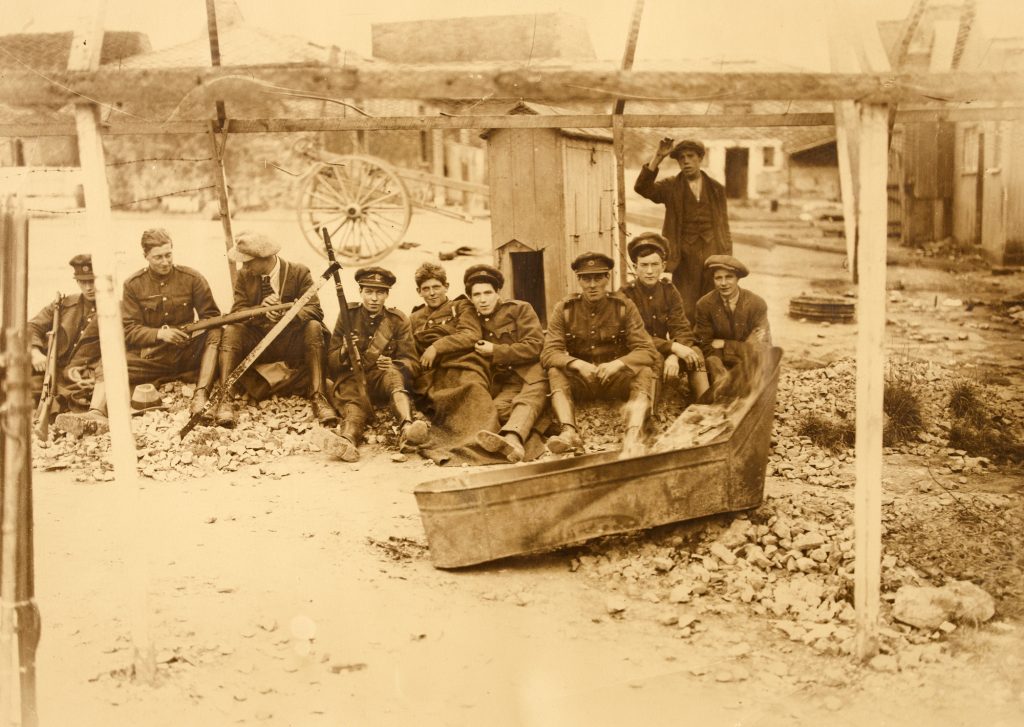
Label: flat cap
xmin=228 ymin=231 xmax=281 ymax=262
xmin=704 ymin=254 xmax=749 ymax=278
xmin=627 ymin=232 xmax=668 ymax=263
xmin=669 ymin=139 xmax=706 ymax=159
xmin=69 ymin=253 xmax=94 ymax=280
xmin=571 ymin=251 xmax=614 ymax=274
xmin=463 ymin=264 xmax=504 ymax=291
xmin=355 ymin=266 xmax=396 ymax=290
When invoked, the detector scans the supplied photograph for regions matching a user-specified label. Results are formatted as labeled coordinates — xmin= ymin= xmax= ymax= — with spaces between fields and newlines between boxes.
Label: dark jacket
xmin=28 ymin=292 xmax=99 ymax=369
xmin=476 ymin=298 xmax=544 ymax=384
xmin=541 ymin=292 xmax=658 ymax=373
xmin=694 ymin=288 xmax=771 ymax=361
xmin=409 ymin=295 xmax=486 ymax=375
xmin=619 ymin=279 xmax=696 ymax=357
xmin=328 ymin=303 xmax=419 ymax=379
xmin=634 ymin=166 xmax=732 ymax=274
xmin=231 ymin=258 xmax=323 ymax=327
xmin=122 ymin=265 xmax=220 ymax=349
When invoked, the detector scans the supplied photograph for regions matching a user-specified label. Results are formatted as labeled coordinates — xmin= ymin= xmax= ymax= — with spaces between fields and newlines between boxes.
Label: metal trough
xmin=414 ymin=348 xmax=784 ymax=568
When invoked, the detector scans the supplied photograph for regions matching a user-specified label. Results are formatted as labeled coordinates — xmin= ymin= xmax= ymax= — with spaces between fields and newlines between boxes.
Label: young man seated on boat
xmin=693 ymin=254 xmax=772 ymax=401
xmin=463 ymin=264 xmax=549 ymax=464
xmin=541 ymin=252 xmax=659 ymax=457
xmin=618 ymin=232 xmax=711 ymax=404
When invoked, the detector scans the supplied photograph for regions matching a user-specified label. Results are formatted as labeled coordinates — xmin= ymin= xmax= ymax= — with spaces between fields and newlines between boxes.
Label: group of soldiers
xmin=29 ymin=137 xmax=770 ymax=463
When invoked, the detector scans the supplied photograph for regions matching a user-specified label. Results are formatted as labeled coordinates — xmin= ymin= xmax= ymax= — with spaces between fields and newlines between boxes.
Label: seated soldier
xmin=408 ymin=262 xmax=483 ymax=398
xmin=28 ymin=253 xmax=101 ymax=414
xmin=541 ymin=252 xmax=659 ymax=455
xmin=324 ymin=267 xmax=428 ymax=462
xmin=619 ymin=232 xmax=710 ymax=402
xmin=464 ymin=264 xmax=548 ymax=464
xmin=694 ymin=254 xmax=771 ymax=399
xmin=215 ymin=231 xmax=337 ymax=427
xmin=85 ymin=228 xmax=222 ymax=421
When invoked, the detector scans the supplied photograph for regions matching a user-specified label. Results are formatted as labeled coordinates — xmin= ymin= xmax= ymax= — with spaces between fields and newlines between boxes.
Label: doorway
xmin=725 ymin=147 xmax=749 ymax=199
xmin=510 ymin=250 xmax=547 ymax=326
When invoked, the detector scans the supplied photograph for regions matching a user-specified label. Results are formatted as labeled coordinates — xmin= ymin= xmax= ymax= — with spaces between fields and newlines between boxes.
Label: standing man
xmin=215 ymin=231 xmax=337 ymax=428
xmin=28 ymin=253 xmax=101 ymax=412
xmin=541 ymin=252 xmax=658 ymax=456
xmin=634 ymin=137 xmax=732 ymax=322
xmin=694 ymin=255 xmax=771 ymax=399
xmin=85 ymin=229 xmax=222 ymax=421
xmin=325 ymin=267 xmax=428 ymax=462
xmin=464 ymin=264 xmax=548 ymax=464
xmin=619 ymin=232 xmax=710 ymax=403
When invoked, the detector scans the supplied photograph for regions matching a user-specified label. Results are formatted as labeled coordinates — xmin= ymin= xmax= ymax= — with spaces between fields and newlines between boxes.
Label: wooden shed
xmin=482 ymin=102 xmax=616 ymax=324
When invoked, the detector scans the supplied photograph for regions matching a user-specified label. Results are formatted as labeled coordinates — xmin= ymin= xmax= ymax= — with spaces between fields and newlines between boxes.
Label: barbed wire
xmin=25 ymin=184 xmax=218 ymax=215
xmin=105 ymin=157 xmax=214 ymax=166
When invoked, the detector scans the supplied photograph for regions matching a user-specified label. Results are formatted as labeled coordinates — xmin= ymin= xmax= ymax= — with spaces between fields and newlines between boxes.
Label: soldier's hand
xmin=568 ymin=359 xmax=596 ymax=381
xmin=31 ymin=348 xmax=48 ymax=373
xmin=474 ymin=340 xmax=494 ymax=356
xmin=420 ymin=345 xmax=438 ymax=368
xmin=262 ymin=293 xmax=283 ymax=321
xmin=656 ymin=137 xmax=675 ymax=158
xmin=376 ymin=355 xmax=395 ymax=371
xmin=157 ymin=326 xmax=190 ymax=347
xmin=663 ymin=355 xmax=680 ymax=381
xmin=674 ymin=344 xmax=701 ymax=368
xmin=595 ymin=359 xmax=625 ymax=384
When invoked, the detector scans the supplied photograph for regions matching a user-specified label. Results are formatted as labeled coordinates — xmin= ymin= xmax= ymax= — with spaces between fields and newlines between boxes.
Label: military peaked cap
xmin=355 ymin=266 xmax=396 ymax=290
xmin=69 ymin=253 xmax=94 ymax=280
xmin=627 ymin=233 xmax=668 ymax=263
xmin=463 ymin=264 xmax=504 ymax=291
xmin=571 ymin=251 xmax=614 ymax=274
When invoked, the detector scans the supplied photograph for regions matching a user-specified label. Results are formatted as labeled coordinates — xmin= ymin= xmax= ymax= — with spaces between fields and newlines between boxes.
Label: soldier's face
xmin=634 ymin=252 xmax=665 ymax=287
xmin=360 ymin=286 xmax=388 ymax=314
xmin=469 ymin=283 xmax=499 ymax=315
xmin=77 ymin=279 xmax=96 ymax=302
xmin=417 ymin=278 xmax=448 ymax=309
xmin=577 ymin=272 xmax=609 ymax=302
xmin=713 ymin=269 xmax=740 ymax=298
xmin=145 ymin=243 xmax=174 ymax=276
xmin=676 ymin=150 xmax=703 ymax=179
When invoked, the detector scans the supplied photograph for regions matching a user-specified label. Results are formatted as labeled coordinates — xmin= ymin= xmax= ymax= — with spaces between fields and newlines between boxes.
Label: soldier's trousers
xmin=490 ymin=369 xmax=548 ymax=440
xmin=548 ymin=364 xmax=656 ymax=405
xmin=101 ymin=329 xmax=220 ymax=386
xmin=330 ymin=366 xmax=408 ymax=424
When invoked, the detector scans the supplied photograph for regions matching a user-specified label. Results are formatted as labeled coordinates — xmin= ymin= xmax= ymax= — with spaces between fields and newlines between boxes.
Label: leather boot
xmin=476 ymin=430 xmax=525 ymax=463
xmin=546 ymin=388 xmax=582 ymax=454
xmin=307 ymin=342 xmax=339 ymax=426
xmin=190 ymin=340 xmax=219 ymax=417
xmin=316 ymin=414 xmax=362 ymax=462
xmin=216 ymin=348 xmax=239 ymax=428
xmin=620 ymin=393 xmax=650 ymax=458
xmin=87 ymin=380 xmax=107 ymax=419
xmin=391 ymin=391 xmax=429 ymax=446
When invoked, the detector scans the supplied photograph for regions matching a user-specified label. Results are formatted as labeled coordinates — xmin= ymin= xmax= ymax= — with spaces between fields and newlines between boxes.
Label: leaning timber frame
xmin=1 ymin=6 xmax=1022 ymax=703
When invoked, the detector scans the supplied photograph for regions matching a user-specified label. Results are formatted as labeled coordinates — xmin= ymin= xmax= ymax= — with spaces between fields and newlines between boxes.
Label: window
xmin=762 ymin=146 xmax=777 ymax=168
xmin=962 ymin=126 xmax=979 ymax=173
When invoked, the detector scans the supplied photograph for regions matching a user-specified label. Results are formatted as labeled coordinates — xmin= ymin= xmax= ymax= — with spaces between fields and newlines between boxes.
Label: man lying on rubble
xmin=321 ymin=266 xmax=428 ymax=462
xmin=541 ymin=251 xmax=659 ymax=456
xmin=618 ymin=232 xmax=711 ymax=404
xmin=464 ymin=264 xmax=548 ymax=464
xmin=693 ymin=254 xmax=771 ymax=400
xmin=78 ymin=229 xmax=222 ymax=423
xmin=28 ymin=253 xmax=101 ymax=414
xmin=214 ymin=231 xmax=338 ymax=428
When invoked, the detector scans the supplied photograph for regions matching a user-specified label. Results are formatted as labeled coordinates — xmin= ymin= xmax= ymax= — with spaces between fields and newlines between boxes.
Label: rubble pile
xmin=770 ymin=357 xmax=1024 ymax=485
xmin=572 ymin=488 xmax=1008 ymax=658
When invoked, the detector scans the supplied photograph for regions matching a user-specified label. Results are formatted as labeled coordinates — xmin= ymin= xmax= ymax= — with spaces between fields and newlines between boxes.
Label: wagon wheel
xmin=297 ymin=155 xmax=412 ymax=264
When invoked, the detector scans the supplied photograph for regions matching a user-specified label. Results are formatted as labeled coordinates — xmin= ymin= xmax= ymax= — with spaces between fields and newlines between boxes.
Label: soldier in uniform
xmin=541 ymin=252 xmax=659 ymax=455
xmin=635 ymin=138 xmax=732 ymax=322
xmin=28 ymin=253 xmax=101 ymax=411
xmin=86 ymin=229 xmax=222 ymax=421
xmin=324 ymin=267 xmax=428 ymax=462
xmin=464 ymin=264 xmax=548 ymax=464
xmin=619 ymin=232 xmax=710 ymax=402
xmin=215 ymin=231 xmax=338 ymax=428
xmin=694 ymin=254 xmax=771 ymax=399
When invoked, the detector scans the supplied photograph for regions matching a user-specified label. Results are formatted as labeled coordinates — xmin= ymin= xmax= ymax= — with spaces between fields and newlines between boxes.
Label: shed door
xmin=981 ymin=124 xmax=1007 ymax=257
xmin=562 ymin=139 xmax=616 ymax=261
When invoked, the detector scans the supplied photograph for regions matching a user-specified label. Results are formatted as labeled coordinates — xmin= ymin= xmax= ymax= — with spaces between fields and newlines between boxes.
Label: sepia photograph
xmin=1 ymin=0 xmax=1022 ymax=724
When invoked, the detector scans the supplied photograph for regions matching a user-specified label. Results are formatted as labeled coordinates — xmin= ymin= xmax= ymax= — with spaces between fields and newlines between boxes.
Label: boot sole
xmin=476 ymin=430 xmax=525 ymax=463
xmin=546 ymin=437 xmax=581 ymax=455
xmin=403 ymin=420 xmax=429 ymax=446
xmin=313 ymin=427 xmax=360 ymax=462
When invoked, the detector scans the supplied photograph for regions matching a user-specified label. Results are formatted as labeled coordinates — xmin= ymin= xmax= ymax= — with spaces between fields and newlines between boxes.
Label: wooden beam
xmin=3 ymin=66 xmax=1024 ymax=108
xmin=614 ymin=0 xmax=646 ymax=284
xmin=3 ymin=107 xmax=1021 ymax=139
xmin=68 ymin=1 xmax=157 ymax=686
xmin=853 ymin=101 xmax=889 ymax=662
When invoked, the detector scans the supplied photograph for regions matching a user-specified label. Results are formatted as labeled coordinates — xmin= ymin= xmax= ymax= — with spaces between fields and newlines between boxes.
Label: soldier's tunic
xmin=120 ymin=265 xmax=221 ymax=384
xmin=328 ymin=304 xmax=420 ymax=425
xmin=28 ymin=293 xmax=100 ymax=405
xmin=409 ymin=295 xmax=487 ymax=394
xmin=619 ymin=278 xmax=704 ymax=371
xmin=541 ymin=292 xmax=658 ymax=402
xmin=475 ymin=298 xmax=547 ymax=438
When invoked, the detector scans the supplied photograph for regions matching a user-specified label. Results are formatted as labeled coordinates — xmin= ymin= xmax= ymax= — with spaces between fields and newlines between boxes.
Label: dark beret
xmin=69 ymin=253 xmax=94 ymax=280
xmin=355 ymin=266 xmax=397 ymax=289
xmin=669 ymin=139 xmax=706 ymax=159
xmin=627 ymin=233 xmax=668 ymax=263
xmin=571 ymin=251 xmax=614 ymax=274
xmin=704 ymin=254 xmax=749 ymax=278
xmin=464 ymin=264 xmax=504 ymax=291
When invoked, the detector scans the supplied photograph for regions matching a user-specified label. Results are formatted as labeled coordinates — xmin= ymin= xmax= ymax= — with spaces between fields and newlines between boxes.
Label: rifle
xmin=320 ymin=227 xmax=368 ymax=396
xmin=179 ymin=262 xmax=340 ymax=440
xmin=178 ymin=304 xmax=292 ymax=335
xmin=33 ymin=293 xmax=63 ymax=440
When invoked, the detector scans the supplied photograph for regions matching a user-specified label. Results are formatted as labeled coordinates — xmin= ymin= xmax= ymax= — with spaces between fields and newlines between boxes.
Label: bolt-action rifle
xmin=320 ymin=227 xmax=368 ymax=398
xmin=32 ymin=293 xmax=63 ymax=440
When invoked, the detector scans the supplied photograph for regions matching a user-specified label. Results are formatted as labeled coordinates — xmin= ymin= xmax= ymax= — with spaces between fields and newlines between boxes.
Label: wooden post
xmin=613 ymin=0 xmax=645 ymax=285
xmin=208 ymin=122 xmax=237 ymax=285
xmin=431 ymin=130 xmax=445 ymax=207
xmin=69 ymin=2 xmax=156 ymax=684
xmin=853 ymin=102 xmax=889 ymax=661
xmin=204 ymin=0 xmax=227 ymax=129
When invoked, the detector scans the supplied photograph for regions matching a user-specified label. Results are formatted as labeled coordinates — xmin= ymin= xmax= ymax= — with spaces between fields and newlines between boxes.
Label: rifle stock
xmin=32 ymin=293 xmax=63 ymax=440
xmin=179 ymin=304 xmax=292 ymax=335
xmin=320 ymin=228 xmax=369 ymax=396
